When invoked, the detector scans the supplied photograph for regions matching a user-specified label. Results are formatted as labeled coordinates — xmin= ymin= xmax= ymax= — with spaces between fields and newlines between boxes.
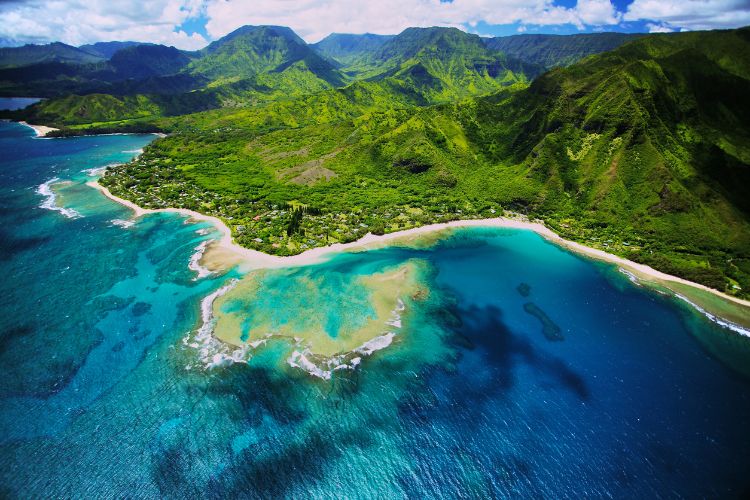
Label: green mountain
xmin=17 ymin=91 xmax=219 ymax=128
xmin=7 ymin=25 xmax=542 ymax=119
xmin=109 ymin=44 xmax=192 ymax=79
xmin=0 ymin=42 xmax=104 ymax=68
xmin=483 ymin=32 xmax=643 ymax=69
xmin=0 ymin=62 xmax=84 ymax=97
xmin=311 ymin=33 xmax=394 ymax=66
xmin=188 ymin=25 xmax=344 ymax=87
xmin=79 ymin=41 xmax=146 ymax=59
xmin=0 ymin=43 xmax=200 ymax=97
xmin=344 ymin=27 xmax=542 ymax=101
xmin=457 ymin=28 xmax=750 ymax=288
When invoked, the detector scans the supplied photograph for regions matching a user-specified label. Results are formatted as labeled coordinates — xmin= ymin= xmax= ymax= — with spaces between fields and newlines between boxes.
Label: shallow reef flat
xmin=210 ymin=258 xmax=427 ymax=377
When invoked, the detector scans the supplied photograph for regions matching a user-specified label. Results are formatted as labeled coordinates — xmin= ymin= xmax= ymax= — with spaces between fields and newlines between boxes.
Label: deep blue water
xmin=1 ymin=118 xmax=750 ymax=498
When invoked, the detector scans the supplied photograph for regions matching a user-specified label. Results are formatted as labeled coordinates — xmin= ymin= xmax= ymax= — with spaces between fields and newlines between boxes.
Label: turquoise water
xmin=1 ymin=117 xmax=750 ymax=497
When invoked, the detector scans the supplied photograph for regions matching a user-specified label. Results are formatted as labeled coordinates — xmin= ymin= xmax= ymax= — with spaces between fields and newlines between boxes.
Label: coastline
xmin=88 ymin=180 xmax=750 ymax=330
xmin=15 ymin=120 xmax=166 ymax=138
xmin=19 ymin=121 xmax=58 ymax=137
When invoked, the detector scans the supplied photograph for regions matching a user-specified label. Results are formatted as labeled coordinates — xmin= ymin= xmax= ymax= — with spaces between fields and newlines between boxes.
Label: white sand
xmin=88 ymin=180 xmax=750 ymax=312
xmin=19 ymin=121 xmax=58 ymax=137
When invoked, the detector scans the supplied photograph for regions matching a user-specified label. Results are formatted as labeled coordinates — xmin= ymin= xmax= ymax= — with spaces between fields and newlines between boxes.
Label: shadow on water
xmin=447 ymin=303 xmax=587 ymax=401
xmin=395 ymin=301 xmax=590 ymax=453
xmin=0 ymin=231 xmax=51 ymax=260
xmin=209 ymin=429 xmax=345 ymax=498
xmin=150 ymin=363 xmax=375 ymax=498
xmin=0 ymin=324 xmax=35 ymax=355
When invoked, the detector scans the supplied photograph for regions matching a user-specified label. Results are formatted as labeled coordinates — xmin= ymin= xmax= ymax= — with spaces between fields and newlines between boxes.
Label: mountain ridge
xmin=0 ymin=42 xmax=105 ymax=68
xmin=483 ymin=32 xmax=644 ymax=69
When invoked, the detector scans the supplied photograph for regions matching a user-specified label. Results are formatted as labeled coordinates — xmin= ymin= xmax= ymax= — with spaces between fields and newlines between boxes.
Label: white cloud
xmin=0 ymin=0 xmax=208 ymax=49
xmin=645 ymin=22 xmax=676 ymax=33
xmin=0 ymin=0 xmax=747 ymax=49
xmin=625 ymin=0 xmax=750 ymax=31
xmin=203 ymin=0 xmax=622 ymax=43
xmin=574 ymin=0 xmax=621 ymax=26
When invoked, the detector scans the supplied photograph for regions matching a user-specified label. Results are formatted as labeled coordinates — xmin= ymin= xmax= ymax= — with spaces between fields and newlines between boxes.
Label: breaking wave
xmin=37 ymin=178 xmax=81 ymax=219
xmin=188 ymin=240 xmax=213 ymax=280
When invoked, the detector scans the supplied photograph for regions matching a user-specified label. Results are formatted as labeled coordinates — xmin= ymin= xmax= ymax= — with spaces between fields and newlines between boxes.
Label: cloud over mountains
xmin=0 ymin=0 xmax=748 ymax=49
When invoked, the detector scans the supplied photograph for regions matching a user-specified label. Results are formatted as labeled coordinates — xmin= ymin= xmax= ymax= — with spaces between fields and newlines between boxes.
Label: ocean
xmin=1 ymin=117 xmax=749 ymax=498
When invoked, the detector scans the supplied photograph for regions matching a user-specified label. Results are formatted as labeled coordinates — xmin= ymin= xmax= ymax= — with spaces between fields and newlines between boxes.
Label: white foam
xmin=36 ymin=178 xmax=82 ymax=219
xmin=122 ymin=148 xmax=144 ymax=154
xmin=618 ymin=267 xmax=641 ymax=285
xmin=82 ymin=167 xmax=106 ymax=177
xmin=285 ymin=331 xmax=397 ymax=379
xmin=248 ymin=338 xmax=267 ymax=348
xmin=188 ymin=240 xmax=213 ymax=280
xmin=288 ymin=350 xmax=333 ymax=380
xmin=385 ymin=298 xmax=405 ymax=328
xmin=82 ymin=163 xmax=121 ymax=178
xmin=673 ymin=293 xmax=750 ymax=338
xmin=183 ymin=279 xmax=250 ymax=369
xmin=110 ymin=219 xmax=135 ymax=228
xmin=355 ymin=332 xmax=395 ymax=355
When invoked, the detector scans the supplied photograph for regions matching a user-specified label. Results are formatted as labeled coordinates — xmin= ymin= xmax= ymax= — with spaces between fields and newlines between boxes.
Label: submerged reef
xmin=516 ymin=283 xmax=532 ymax=297
xmin=190 ymin=258 xmax=429 ymax=379
xmin=523 ymin=302 xmax=564 ymax=341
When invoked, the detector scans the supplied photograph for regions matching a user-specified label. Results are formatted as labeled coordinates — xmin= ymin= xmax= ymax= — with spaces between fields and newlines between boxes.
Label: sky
xmin=0 ymin=0 xmax=749 ymax=49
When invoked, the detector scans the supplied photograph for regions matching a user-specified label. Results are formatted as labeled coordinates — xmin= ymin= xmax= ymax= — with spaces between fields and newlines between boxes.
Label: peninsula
xmin=89 ymin=178 xmax=750 ymax=333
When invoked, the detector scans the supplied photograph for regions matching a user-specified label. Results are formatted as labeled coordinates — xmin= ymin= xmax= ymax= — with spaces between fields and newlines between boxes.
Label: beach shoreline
xmin=19 ymin=121 xmax=58 ymax=137
xmin=87 ymin=180 xmax=750 ymax=329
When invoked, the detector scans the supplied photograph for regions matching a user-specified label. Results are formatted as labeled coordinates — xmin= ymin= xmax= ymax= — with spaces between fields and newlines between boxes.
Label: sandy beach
xmin=19 ymin=121 xmax=58 ymax=137
xmin=88 ymin=180 xmax=750 ymax=328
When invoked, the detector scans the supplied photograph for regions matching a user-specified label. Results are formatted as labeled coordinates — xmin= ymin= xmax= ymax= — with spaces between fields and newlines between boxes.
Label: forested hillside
xmin=483 ymin=32 xmax=642 ymax=68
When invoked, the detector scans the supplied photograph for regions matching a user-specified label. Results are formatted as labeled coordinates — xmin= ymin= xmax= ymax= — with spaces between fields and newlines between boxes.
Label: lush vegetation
xmin=78 ymin=41 xmax=146 ymax=59
xmin=0 ymin=42 xmax=105 ymax=68
xmin=311 ymin=33 xmax=395 ymax=66
xmin=6 ymin=25 xmax=750 ymax=297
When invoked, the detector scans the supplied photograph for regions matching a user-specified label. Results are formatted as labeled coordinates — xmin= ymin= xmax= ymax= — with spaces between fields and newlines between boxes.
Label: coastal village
xmin=100 ymin=144 xmax=653 ymax=268
xmin=100 ymin=152 xmax=506 ymax=256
